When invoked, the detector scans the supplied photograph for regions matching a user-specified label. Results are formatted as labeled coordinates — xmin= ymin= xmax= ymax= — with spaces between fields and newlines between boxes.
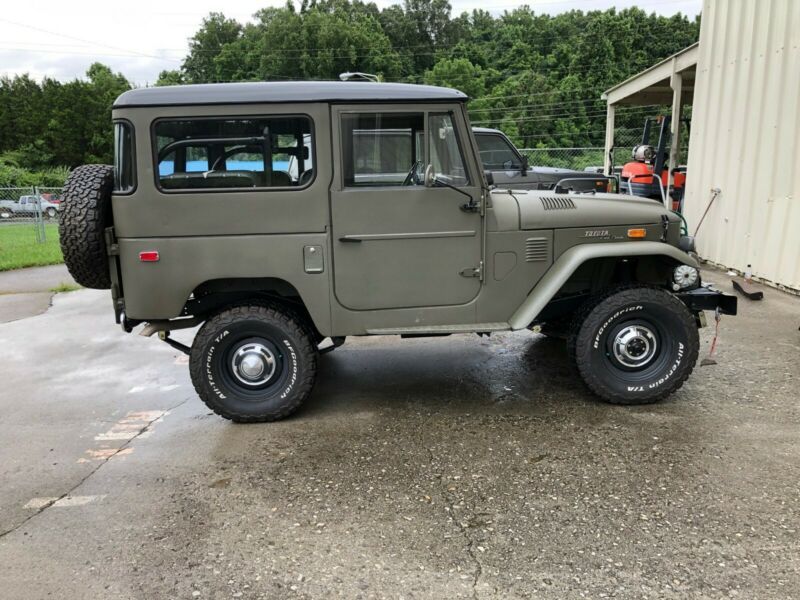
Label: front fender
xmin=508 ymin=241 xmax=697 ymax=330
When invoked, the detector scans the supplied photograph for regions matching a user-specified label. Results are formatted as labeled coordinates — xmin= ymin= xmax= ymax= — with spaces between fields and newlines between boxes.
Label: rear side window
xmin=153 ymin=116 xmax=314 ymax=191
xmin=113 ymin=121 xmax=136 ymax=192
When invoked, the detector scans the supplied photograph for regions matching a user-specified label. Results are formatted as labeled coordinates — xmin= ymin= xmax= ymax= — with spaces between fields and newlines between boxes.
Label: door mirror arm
xmin=520 ymin=155 xmax=529 ymax=176
xmin=424 ymin=164 xmax=478 ymax=211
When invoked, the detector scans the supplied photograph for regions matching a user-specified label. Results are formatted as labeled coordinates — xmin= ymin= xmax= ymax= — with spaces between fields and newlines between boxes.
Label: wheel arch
xmin=509 ymin=241 xmax=697 ymax=330
xmin=184 ymin=277 xmax=329 ymax=341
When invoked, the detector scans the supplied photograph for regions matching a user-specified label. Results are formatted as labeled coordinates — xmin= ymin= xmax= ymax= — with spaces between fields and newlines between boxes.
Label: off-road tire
xmin=58 ymin=164 xmax=114 ymax=289
xmin=570 ymin=287 xmax=699 ymax=404
xmin=189 ymin=304 xmax=317 ymax=423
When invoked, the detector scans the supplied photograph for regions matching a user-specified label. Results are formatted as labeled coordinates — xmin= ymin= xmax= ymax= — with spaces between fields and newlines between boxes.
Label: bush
xmin=0 ymin=155 xmax=69 ymax=187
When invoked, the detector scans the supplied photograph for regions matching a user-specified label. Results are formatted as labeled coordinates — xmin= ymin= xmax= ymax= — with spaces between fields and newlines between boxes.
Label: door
xmin=331 ymin=107 xmax=483 ymax=311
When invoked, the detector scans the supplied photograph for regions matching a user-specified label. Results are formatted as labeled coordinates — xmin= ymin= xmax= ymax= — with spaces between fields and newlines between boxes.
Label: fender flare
xmin=508 ymin=241 xmax=698 ymax=330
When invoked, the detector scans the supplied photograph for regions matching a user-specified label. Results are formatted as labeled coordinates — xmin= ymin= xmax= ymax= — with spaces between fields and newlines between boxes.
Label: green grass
xmin=50 ymin=281 xmax=81 ymax=293
xmin=0 ymin=224 xmax=63 ymax=271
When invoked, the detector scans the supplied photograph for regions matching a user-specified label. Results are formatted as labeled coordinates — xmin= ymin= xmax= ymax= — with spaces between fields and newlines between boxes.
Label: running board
xmin=366 ymin=322 xmax=510 ymax=335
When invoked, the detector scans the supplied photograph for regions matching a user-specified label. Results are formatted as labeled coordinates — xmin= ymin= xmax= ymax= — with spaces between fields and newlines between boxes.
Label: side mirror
xmin=484 ymin=171 xmax=495 ymax=187
xmin=424 ymin=164 xmax=435 ymax=188
xmin=521 ymin=155 xmax=529 ymax=176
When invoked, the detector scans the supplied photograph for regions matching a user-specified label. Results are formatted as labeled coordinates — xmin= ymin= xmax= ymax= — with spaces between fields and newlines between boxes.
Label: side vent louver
xmin=540 ymin=196 xmax=576 ymax=210
xmin=525 ymin=237 xmax=549 ymax=262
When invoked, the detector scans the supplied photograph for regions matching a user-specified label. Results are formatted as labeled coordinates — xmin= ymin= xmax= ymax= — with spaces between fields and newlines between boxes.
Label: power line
xmin=514 ymin=126 xmax=643 ymax=139
xmin=0 ymin=17 xmax=179 ymax=63
xmin=470 ymin=104 xmax=661 ymax=124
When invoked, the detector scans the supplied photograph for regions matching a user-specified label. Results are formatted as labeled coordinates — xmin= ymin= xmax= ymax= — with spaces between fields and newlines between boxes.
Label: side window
xmin=113 ymin=121 xmax=136 ymax=192
xmin=429 ymin=113 xmax=470 ymax=186
xmin=475 ymin=134 xmax=522 ymax=171
xmin=341 ymin=113 xmax=425 ymax=187
xmin=153 ymin=116 xmax=314 ymax=191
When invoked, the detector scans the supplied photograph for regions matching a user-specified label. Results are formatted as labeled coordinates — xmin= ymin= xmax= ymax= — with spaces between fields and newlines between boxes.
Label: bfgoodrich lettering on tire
xmin=571 ymin=287 xmax=699 ymax=404
xmin=189 ymin=304 xmax=317 ymax=422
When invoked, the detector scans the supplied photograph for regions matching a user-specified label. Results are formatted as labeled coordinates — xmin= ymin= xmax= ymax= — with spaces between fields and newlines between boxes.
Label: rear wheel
xmin=189 ymin=304 xmax=317 ymax=422
xmin=570 ymin=287 xmax=699 ymax=404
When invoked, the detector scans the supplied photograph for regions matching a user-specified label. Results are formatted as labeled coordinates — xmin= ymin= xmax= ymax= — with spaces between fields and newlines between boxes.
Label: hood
xmin=492 ymin=189 xmax=675 ymax=230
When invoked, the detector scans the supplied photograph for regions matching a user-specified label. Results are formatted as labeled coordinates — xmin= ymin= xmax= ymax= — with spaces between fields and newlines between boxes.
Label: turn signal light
xmin=627 ymin=228 xmax=647 ymax=239
xmin=139 ymin=251 xmax=160 ymax=262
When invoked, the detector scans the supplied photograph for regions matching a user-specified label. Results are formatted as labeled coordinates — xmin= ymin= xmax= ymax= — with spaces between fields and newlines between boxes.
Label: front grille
xmin=525 ymin=237 xmax=549 ymax=262
xmin=540 ymin=196 xmax=576 ymax=210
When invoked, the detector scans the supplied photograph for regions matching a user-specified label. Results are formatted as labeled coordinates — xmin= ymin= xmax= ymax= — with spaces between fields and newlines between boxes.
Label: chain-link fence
xmin=0 ymin=186 xmax=63 ymax=244
xmin=518 ymin=147 xmax=606 ymax=172
xmin=517 ymin=130 xmax=651 ymax=174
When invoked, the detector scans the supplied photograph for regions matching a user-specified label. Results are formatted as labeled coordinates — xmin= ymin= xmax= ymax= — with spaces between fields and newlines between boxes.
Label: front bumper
xmin=676 ymin=285 xmax=738 ymax=316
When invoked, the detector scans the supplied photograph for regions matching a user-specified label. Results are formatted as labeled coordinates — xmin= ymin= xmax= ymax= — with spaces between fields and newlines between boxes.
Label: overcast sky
xmin=0 ymin=0 xmax=701 ymax=86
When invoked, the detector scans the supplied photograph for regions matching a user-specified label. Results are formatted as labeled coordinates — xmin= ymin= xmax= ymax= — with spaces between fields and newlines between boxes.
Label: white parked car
xmin=0 ymin=196 xmax=60 ymax=218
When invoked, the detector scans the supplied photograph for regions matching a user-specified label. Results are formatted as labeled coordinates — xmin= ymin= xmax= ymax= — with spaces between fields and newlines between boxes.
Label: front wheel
xmin=570 ymin=287 xmax=699 ymax=404
xmin=189 ymin=304 xmax=317 ymax=422
xmin=46 ymin=207 xmax=57 ymax=218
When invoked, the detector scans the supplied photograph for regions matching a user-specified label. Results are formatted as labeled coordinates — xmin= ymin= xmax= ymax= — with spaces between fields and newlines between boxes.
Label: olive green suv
xmin=58 ymin=81 xmax=736 ymax=422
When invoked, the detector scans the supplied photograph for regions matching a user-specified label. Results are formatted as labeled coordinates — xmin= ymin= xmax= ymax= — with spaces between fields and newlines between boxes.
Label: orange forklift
xmin=620 ymin=116 xmax=689 ymax=211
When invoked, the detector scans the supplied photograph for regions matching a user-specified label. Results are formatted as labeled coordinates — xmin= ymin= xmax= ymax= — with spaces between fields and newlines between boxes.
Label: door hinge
xmin=460 ymin=261 xmax=483 ymax=278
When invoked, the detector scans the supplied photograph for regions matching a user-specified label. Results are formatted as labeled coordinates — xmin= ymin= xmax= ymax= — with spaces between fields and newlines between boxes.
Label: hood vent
xmin=525 ymin=237 xmax=549 ymax=262
xmin=541 ymin=196 xmax=576 ymax=210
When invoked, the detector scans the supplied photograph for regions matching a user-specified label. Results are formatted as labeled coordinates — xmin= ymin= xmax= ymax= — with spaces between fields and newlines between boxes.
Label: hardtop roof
xmin=114 ymin=81 xmax=468 ymax=108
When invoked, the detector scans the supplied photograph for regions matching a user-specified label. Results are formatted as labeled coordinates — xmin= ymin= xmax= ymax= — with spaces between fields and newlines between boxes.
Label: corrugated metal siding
xmin=685 ymin=0 xmax=800 ymax=290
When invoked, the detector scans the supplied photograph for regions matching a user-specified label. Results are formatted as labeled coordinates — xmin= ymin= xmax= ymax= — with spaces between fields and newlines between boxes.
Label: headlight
xmin=673 ymin=265 xmax=699 ymax=289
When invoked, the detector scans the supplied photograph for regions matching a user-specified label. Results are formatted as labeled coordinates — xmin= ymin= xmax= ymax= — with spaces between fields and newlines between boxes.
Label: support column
xmin=667 ymin=69 xmax=683 ymax=209
xmin=604 ymin=103 xmax=615 ymax=176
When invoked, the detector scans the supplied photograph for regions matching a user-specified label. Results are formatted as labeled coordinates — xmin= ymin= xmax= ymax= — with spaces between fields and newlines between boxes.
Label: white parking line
xmin=24 ymin=495 xmax=106 ymax=509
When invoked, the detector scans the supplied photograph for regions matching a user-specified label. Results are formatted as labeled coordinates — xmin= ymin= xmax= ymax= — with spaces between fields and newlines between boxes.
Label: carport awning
xmin=602 ymin=43 xmax=698 ymax=106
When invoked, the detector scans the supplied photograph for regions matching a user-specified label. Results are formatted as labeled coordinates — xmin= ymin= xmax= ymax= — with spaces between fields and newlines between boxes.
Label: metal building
xmin=603 ymin=0 xmax=800 ymax=292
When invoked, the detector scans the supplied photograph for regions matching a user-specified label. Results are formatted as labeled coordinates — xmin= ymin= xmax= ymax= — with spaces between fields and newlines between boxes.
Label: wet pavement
xmin=0 ymin=268 xmax=798 ymax=599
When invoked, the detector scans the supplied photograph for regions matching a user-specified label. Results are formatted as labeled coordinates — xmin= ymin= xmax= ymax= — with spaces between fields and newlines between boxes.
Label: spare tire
xmin=59 ymin=164 xmax=114 ymax=289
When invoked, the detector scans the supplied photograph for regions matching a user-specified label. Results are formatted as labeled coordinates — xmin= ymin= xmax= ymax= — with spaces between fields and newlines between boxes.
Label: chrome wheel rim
xmin=612 ymin=324 xmax=658 ymax=369
xmin=230 ymin=342 xmax=277 ymax=387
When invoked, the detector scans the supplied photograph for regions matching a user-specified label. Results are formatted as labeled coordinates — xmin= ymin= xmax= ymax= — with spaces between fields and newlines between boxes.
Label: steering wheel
xmin=402 ymin=161 xmax=423 ymax=186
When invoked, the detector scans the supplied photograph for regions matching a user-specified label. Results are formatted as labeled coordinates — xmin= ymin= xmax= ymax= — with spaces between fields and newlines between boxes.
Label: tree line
xmin=0 ymin=0 xmax=699 ymax=184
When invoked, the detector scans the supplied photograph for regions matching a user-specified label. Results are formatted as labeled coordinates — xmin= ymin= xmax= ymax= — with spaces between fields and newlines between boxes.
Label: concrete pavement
xmin=0 ymin=264 xmax=76 ymax=323
xmin=0 ymin=268 xmax=798 ymax=599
